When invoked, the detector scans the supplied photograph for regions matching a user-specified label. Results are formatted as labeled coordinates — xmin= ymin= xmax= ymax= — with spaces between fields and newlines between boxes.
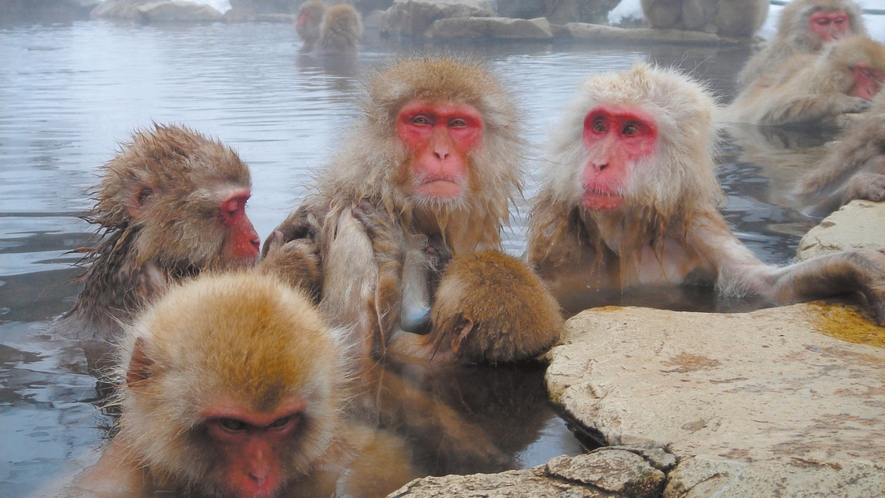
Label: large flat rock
xmin=565 ymin=23 xmax=748 ymax=45
xmin=546 ymin=304 xmax=885 ymax=497
xmin=425 ymin=16 xmax=553 ymax=40
xmin=798 ymin=200 xmax=885 ymax=260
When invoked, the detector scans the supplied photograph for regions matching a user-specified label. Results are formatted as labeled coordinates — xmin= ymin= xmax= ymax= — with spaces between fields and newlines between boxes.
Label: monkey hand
xmin=262 ymin=203 xmax=323 ymax=258
xmin=258 ymin=230 xmax=322 ymax=300
xmin=351 ymin=200 xmax=407 ymax=266
xmin=841 ymin=96 xmax=874 ymax=114
xmin=845 ymin=172 xmax=885 ymax=203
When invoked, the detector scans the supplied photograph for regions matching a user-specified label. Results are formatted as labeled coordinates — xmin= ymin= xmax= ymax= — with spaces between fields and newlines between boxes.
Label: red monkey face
xmin=849 ymin=64 xmax=885 ymax=100
xmin=397 ymin=100 xmax=483 ymax=201
xmin=219 ymin=189 xmax=261 ymax=265
xmin=200 ymin=397 xmax=307 ymax=498
xmin=581 ymin=104 xmax=658 ymax=211
xmin=809 ymin=11 xmax=851 ymax=43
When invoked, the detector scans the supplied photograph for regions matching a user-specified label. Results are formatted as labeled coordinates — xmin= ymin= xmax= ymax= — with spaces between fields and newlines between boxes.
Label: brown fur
xmin=641 ymin=0 xmax=769 ymax=38
xmin=318 ymin=4 xmax=362 ymax=53
xmin=528 ymin=62 xmax=885 ymax=325
xmin=57 ymin=124 xmax=255 ymax=342
xmin=68 ymin=271 xmax=416 ymax=497
xmin=296 ymin=0 xmax=326 ymax=51
xmin=727 ymin=36 xmax=885 ymax=126
xmin=424 ymin=251 xmax=564 ymax=365
xmin=737 ymin=0 xmax=868 ymax=89
xmin=795 ymin=92 xmax=885 ymax=215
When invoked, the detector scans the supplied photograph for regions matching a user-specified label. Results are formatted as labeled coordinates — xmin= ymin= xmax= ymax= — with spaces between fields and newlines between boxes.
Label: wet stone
xmin=797 ymin=200 xmax=885 ymax=260
xmin=425 ymin=16 xmax=553 ymax=40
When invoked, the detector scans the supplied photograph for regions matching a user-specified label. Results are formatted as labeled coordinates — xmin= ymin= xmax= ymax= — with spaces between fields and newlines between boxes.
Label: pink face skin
xmin=219 ymin=189 xmax=260 ymax=264
xmin=848 ymin=64 xmax=885 ymax=100
xmin=809 ymin=11 xmax=851 ymax=43
xmin=200 ymin=398 xmax=306 ymax=498
xmin=295 ymin=10 xmax=311 ymax=30
xmin=396 ymin=100 xmax=483 ymax=200
xmin=581 ymin=104 xmax=658 ymax=211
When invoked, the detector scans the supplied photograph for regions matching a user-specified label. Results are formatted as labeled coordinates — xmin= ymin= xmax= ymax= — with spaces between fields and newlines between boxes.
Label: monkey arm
xmin=258 ymin=231 xmax=323 ymax=300
xmin=693 ymin=212 xmax=885 ymax=324
xmin=761 ymin=93 xmax=872 ymax=126
xmin=65 ymin=438 xmax=151 ymax=497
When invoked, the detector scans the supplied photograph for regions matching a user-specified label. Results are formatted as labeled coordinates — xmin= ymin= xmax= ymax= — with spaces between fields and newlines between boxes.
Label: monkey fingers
xmin=845 ymin=172 xmax=885 ymax=203
xmin=258 ymin=231 xmax=323 ymax=299
xmin=262 ymin=203 xmax=324 ymax=258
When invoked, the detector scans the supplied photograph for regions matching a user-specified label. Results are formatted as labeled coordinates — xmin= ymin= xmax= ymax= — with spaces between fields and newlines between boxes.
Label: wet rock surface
xmin=797 ymin=200 xmax=885 ymax=260
xmin=390 ymin=446 xmax=670 ymax=497
xmin=425 ymin=16 xmax=553 ymax=40
xmin=565 ymin=23 xmax=751 ymax=45
xmin=381 ymin=0 xmax=493 ymax=37
xmin=546 ymin=304 xmax=885 ymax=497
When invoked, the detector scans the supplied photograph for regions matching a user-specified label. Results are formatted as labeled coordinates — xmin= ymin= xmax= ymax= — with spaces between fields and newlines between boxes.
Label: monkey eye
xmin=219 ymin=418 xmax=247 ymax=432
xmin=267 ymin=414 xmax=299 ymax=431
xmin=221 ymin=198 xmax=243 ymax=219
xmin=592 ymin=120 xmax=606 ymax=133
xmin=412 ymin=115 xmax=433 ymax=126
xmin=622 ymin=124 xmax=638 ymax=135
xmin=448 ymin=118 xmax=468 ymax=128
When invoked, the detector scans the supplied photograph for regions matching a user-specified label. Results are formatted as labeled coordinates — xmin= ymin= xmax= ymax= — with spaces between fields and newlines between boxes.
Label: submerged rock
xmin=797 ymin=200 xmax=885 ymax=260
xmin=425 ymin=16 xmax=553 ymax=40
xmin=546 ymin=304 xmax=885 ymax=497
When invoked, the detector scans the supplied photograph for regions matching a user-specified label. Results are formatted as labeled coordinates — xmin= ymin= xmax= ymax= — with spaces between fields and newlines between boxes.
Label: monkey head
xmin=823 ymin=35 xmax=885 ymax=101
xmin=116 ymin=272 xmax=342 ymax=498
xmin=545 ymin=63 xmax=722 ymax=221
xmin=92 ymin=124 xmax=260 ymax=271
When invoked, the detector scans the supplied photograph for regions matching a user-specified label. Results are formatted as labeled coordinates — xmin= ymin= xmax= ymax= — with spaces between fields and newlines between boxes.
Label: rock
xmin=547 ymin=0 xmax=619 ymax=25
xmin=797 ymin=200 xmax=885 ymax=260
xmin=546 ymin=304 xmax=885 ymax=497
xmin=92 ymin=0 xmax=223 ymax=21
xmin=0 ymin=0 xmax=100 ymax=23
xmin=565 ymin=23 xmax=747 ymax=45
xmin=497 ymin=0 xmax=544 ymax=19
xmin=425 ymin=16 xmax=553 ymax=40
xmin=390 ymin=447 xmax=667 ymax=497
xmin=223 ymin=8 xmax=296 ymax=22
xmin=229 ymin=0 xmax=298 ymax=14
xmin=381 ymin=0 xmax=493 ymax=38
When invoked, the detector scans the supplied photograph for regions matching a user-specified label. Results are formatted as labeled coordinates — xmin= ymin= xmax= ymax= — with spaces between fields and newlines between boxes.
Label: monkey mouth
xmin=582 ymin=191 xmax=623 ymax=211
xmin=416 ymin=179 xmax=462 ymax=199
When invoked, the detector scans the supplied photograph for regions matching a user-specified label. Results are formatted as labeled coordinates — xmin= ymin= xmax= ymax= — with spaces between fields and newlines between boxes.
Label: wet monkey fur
xmin=57 ymin=124 xmax=260 ymax=342
xmin=528 ymin=63 xmax=885 ymax=325
xmin=66 ymin=271 xmax=416 ymax=498
xmin=737 ymin=0 xmax=868 ymax=89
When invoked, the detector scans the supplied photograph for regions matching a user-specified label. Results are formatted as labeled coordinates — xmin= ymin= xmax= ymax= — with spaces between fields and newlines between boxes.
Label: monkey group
xmin=54 ymin=2 xmax=885 ymax=493
xmin=295 ymin=0 xmax=362 ymax=54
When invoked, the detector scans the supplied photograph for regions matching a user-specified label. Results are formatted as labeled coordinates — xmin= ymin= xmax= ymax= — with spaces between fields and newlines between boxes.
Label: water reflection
xmin=0 ymin=20 xmax=839 ymax=496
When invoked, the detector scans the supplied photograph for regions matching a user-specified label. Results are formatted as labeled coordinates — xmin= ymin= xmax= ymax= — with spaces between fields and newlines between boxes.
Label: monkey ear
xmin=127 ymin=185 xmax=155 ymax=220
xmin=449 ymin=313 xmax=474 ymax=354
xmin=126 ymin=337 xmax=155 ymax=387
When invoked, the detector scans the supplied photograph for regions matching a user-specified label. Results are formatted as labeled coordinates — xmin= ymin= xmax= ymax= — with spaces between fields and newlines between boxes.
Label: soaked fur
xmin=727 ymin=36 xmax=885 ymax=126
xmin=795 ymin=92 xmax=885 ymax=215
xmin=641 ymin=0 xmax=769 ymax=38
xmin=737 ymin=0 xmax=867 ymax=89
xmin=296 ymin=0 xmax=326 ymax=51
xmin=318 ymin=4 xmax=362 ymax=53
xmin=56 ymin=124 xmax=254 ymax=342
xmin=528 ymin=62 xmax=885 ymax=325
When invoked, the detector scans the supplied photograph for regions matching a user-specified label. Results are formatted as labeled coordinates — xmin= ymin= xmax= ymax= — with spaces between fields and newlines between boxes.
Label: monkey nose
xmin=433 ymin=149 xmax=450 ymax=160
xmin=594 ymin=162 xmax=608 ymax=171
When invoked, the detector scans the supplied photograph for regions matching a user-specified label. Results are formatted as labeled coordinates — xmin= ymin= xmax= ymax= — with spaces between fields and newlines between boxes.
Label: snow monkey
xmin=318 ymin=4 xmax=362 ymax=54
xmin=726 ymin=35 xmax=885 ymax=126
xmin=795 ymin=92 xmax=885 ymax=217
xmin=67 ymin=271 xmax=417 ymax=498
xmin=295 ymin=0 xmax=326 ymax=51
xmin=737 ymin=0 xmax=868 ymax=89
xmin=528 ymin=62 xmax=885 ymax=325
xmin=57 ymin=124 xmax=260 ymax=343
xmin=268 ymin=56 xmax=533 ymax=363
xmin=641 ymin=0 xmax=769 ymax=38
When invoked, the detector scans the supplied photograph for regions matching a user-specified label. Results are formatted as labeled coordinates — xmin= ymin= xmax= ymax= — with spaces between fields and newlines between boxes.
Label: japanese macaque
xmin=318 ymin=4 xmax=362 ymax=54
xmin=270 ymin=57 xmax=525 ymax=361
xmin=737 ymin=0 xmax=868 ymax=90
xmin=295 ymin=0 xmax=325 ymax=51
xmin=641 ymin=0 xmax=769 ymax=38
xmin=386 ymin=249 xmax=564 ymax=365
xmin=57 ymin=124 xmax=260 ymax=342
xmin=795 ymin=92 xmax=885 ymax=217
xmin=726 ymin=35 xmax=885 ymax=126
xmin=67 ymin=271 xmax=416 ymax=498
xmin=527 ymin=63 xmax=885 ymax=325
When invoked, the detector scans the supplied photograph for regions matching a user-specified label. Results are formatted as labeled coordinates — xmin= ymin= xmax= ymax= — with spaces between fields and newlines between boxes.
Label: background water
xmin=0 ymin=20 xmax=846 ymax=496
